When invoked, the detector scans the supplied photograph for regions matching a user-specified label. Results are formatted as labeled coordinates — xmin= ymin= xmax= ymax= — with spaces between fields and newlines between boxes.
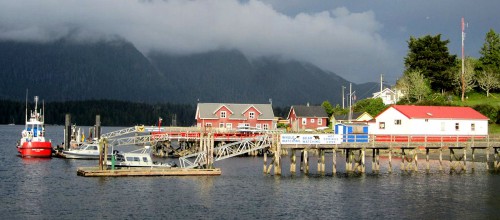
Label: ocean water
xmin=1 ymin=125 xmax=499 ymax=219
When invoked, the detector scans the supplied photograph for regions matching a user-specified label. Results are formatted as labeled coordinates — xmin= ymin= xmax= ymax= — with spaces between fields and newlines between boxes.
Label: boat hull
xmin=18 ymin=141 xmax=52 ymax=158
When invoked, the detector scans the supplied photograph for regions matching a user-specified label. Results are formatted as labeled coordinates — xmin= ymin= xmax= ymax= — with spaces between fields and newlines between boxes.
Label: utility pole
xmin=342 ymin=86 xmax=346 ymax=109
xmin=380 ymin=74 xmax=384 ymax=93
xmin=348 ymin=83 xmax=352 ymax=122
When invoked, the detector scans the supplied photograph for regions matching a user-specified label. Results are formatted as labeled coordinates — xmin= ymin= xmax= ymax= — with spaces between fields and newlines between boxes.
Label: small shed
xmin=334 ymin=123 xmax=369 ymax=143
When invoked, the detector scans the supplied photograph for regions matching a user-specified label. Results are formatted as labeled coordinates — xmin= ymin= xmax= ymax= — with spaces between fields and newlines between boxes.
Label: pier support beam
xmin=290 ymin=149 xmax=296 ymax=174
xmin=494 ymin=147 xmax=500 ymax=171
xmin=401 ymin=148 xmax=418 ymax=171
xmin=449 ymin=148 xmax=466 ymax=172
xmin=64 ymin=114 xmax=71 ymax=150
xmin=332 ymin=148 xmax=337 ymax=175
xmin=388 ymin=148 xmax=393 ymax=173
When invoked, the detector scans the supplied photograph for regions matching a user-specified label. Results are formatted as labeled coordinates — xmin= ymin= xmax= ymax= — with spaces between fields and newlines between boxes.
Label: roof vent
xmin=427 ymin=112 xmax=433 ymax=116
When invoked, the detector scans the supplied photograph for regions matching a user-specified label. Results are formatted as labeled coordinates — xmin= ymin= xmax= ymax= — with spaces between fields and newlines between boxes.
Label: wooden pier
xmin=77 ymin=167 xmax=221 ymax=177
xmin=263 ymin=134 xmax=500 ymax=175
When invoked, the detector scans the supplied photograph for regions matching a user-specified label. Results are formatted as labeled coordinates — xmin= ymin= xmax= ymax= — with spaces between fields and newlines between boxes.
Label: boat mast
xmin=25 ymin=89 xmax=28 ymax=126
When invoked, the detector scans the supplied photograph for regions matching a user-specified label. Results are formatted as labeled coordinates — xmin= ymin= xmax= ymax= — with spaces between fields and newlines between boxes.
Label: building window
xmin=425 ymin=119 xmax=429 ymax=122
xmin=226 ymin=123 xmax=232 ymax=129
xmin=310 ymin=118 xmax=315 ymax=123
xmin=220 ymin=111 xmax=226 ymax=118
xmin=379 ymin=122 xmax=385 ymax=129
xmin=318 ymin=119 xmax=322 ymax=125
xmin=205 ymin=123 xmax=212 ymax=127
xmin=256 ymin=124 xmax=261 ymax=129
xmin=219 ymin=123 xmax=224 ymax=128
xmin=455 ymin=123 xmax=460 ymax=131
xmin=394 ymin=119 xmax=402 ymax=125
xmin=302 ymin=118 xmax=307 ymax=125
xmin=471 ymin=123 xmax=475 ymax=131
xmin=263 ymin=124 xmax=269 ymax=130
xmin=249 ymin=112 xmax=255 ymax=119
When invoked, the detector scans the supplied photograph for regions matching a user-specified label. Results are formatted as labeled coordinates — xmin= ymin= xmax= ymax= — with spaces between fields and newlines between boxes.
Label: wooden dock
xmin=77 ymin=167 xmax=221 ymax=177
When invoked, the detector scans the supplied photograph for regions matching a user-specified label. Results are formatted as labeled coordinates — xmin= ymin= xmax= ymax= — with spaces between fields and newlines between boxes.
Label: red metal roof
xmin=390 ymin=105 xmax=489 ymax=120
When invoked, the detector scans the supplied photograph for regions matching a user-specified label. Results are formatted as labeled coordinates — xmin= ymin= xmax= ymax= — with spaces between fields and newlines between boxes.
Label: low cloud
xmin=0 ymin=0 xmax=397 ymax=83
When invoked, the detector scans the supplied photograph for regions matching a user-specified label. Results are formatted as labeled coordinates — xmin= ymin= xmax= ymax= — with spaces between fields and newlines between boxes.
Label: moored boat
xmin=16 ymin=96 xmax=52 ymax=158
xmin=107 ymin=146 xmax=176 ymax=168
xmin=61 ymin=143 xmax=101 ymax=159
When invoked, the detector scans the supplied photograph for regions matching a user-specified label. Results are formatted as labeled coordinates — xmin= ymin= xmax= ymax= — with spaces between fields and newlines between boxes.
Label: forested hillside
xmin=0 ymin=39 xmax=380 ymax=106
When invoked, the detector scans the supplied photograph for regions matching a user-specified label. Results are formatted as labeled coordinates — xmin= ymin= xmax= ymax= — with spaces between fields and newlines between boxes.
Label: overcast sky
xmin=1 ymin=0 xmax=498 ymax=84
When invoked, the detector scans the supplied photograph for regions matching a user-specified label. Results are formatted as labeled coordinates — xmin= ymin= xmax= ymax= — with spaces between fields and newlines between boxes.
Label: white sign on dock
xmin=280 ymin=134 xmax=342 ymax=145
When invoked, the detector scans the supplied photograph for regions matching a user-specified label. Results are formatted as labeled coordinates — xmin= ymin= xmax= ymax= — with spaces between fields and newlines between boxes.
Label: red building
xmin=287 ymin=104 xmax=328 ymax=131
xmin=196 ymin=103 xmax=275 ymax=130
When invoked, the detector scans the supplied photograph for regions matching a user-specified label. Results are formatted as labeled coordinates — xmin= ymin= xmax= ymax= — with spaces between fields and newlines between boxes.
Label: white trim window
xmin=219 ymin=123 xmax=224 ymax=128
xmin=220 ymin=111 xmax=226 ymax=118
xmin=318 ymin=119 xmax=322 ymax=125
xmin=263 ymin=124 xmax=269 ymax=130
xmin=249 ymin=112 xmax=255 ymax=119
xmin=256 ymin=124 xmax=261 ymax=129
xmin=205 ymin=123 xmax=212 ymax=127
xmin=226 ymin=123 xmax=232 ymax=129
xmin=394 ymin=119 xmax=402 ymax=125
xmin=302 ymin=118 xmax=307 ymax=125
xmin=379 ymin=122 xmax=385 ymax=129
xmin=471 ymin=123 xmax=475 ymax=132
xmin=455 ymin=123 xmax=460 ymax=131
xmin=310 ymin=118 xmax=315 ymax=123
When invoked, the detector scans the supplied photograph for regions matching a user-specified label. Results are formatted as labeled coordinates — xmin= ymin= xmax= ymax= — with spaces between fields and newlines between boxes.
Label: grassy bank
xmin=452 ymin=92 xmax=500 ymax=107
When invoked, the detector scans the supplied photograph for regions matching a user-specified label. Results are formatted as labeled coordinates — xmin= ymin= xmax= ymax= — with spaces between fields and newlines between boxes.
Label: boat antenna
xmin=42 ymin=99 xmax=45 ymax=123
xmin=25 ymin=89 xmax=28 ymax=125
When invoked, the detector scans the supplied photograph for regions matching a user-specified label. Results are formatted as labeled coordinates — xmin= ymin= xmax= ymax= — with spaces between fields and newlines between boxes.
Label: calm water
xmin=1 ymin=125 xmax=500 ymax=219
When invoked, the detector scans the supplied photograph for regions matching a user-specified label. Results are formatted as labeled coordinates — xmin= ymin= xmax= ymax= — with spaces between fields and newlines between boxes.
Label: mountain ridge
xmin=0 ymin=39 xmax=382 ymax=106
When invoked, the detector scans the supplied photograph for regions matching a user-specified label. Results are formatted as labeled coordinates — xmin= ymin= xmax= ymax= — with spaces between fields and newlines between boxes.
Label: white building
xmin=369 ymin=105 xmax=489 ymax=136
xmin=372 ymin=88 xmax=403 ymax=105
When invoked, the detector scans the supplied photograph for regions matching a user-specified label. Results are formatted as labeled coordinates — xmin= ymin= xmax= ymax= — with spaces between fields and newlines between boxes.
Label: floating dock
xmin=77 ymin=167 xmax=221 ymax=177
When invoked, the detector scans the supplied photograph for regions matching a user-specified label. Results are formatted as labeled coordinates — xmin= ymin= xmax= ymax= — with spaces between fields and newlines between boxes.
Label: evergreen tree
xmin=478 ymin=29 xmax=500 ymax=78
xmin=404 ymin=34 xmax=457 ymax=92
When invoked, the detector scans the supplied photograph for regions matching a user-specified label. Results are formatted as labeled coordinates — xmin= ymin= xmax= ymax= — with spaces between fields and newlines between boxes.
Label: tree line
xmin=0 ymin=99 xmax=294 ymax=127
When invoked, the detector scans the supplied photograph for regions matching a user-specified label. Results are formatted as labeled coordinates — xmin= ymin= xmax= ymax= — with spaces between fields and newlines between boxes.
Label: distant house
xmin=331 ymin=112 xmax=373 ymax=125
xmin=287 ymin=104 xmax=329 ymax=131
xmin=195 ymin=103 xmax=275 ymax=130
xmin=372 ymin=88 xmax=402 ymax=105
xmin=368 ymin=105 xmax=489 ymax=136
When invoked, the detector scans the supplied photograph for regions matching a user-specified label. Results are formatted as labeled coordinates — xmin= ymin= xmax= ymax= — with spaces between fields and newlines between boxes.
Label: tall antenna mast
xmin=25 ymin=89 xmax=28 ymax=124
xmin=461 ymin=17 xmax=466 ymax=102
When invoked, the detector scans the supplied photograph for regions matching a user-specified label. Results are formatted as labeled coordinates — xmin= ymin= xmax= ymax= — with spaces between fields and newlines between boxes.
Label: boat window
xmin=143 ymin=157 xmax=148 ymax=162
xmin=91 ymin=145 xmax=98 ymax=150
xmin=126 ymin=157 xmax=134 ymax=161
xmin=134 ymin=157 xmax=140 ymax=162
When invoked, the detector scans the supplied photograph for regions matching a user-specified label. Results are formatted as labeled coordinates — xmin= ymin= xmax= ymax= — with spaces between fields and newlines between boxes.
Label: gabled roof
xmin=334 ymin=112 xmax=364 ymax=121
xmin=372 ymin=88 xmax=395 ymax=98
xmin=379 ymin=105 xmax=489 ymax=120
xmin=196 ymin=103 xmax=274 ymax=120
xmin=289 ymin=105 xmax=328 ymax=118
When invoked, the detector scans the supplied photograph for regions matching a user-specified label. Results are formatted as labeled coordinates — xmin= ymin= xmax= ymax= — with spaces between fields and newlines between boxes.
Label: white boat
xmin=107 ymin=146 xmax=176 ymax=168
xmin=61 ymin=143 xmax=102 ymax=159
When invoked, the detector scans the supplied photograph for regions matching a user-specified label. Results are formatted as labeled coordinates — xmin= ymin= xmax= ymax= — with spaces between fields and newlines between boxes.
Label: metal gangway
xmin=100 ymin=125 xmax=146 ymax=139
xmin=179 ymin=135 xmax=272 ymax=168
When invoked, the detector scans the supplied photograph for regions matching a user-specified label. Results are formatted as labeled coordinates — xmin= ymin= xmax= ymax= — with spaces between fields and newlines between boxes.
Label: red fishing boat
xmin=16 ymin=96 xmax=52 ymax=158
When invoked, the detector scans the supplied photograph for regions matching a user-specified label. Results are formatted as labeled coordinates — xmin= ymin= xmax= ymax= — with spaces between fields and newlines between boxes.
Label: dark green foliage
xmin=321 ymin=101 xmax=334 ymax=117
xmin=0 ymin=99 xmax=195 ymax=126
xmin=404 ymin=34 xmax=457 ymax=92
xmin=478 ymin=29 xmax=500 ymax=75
xmin=472 ymin=104 xmax=498 ymax=124
xmin=353 ymin=98 xmax=386 ymax=116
